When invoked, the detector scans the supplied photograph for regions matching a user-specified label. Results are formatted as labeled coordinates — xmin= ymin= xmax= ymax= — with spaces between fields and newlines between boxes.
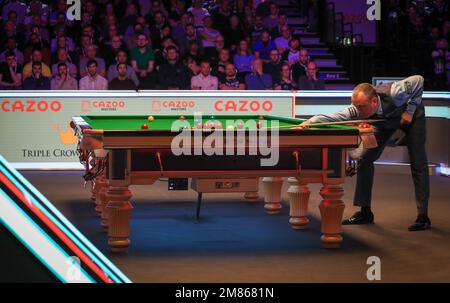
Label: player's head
xmin=351 ymin=83 xmax=379 ymax=118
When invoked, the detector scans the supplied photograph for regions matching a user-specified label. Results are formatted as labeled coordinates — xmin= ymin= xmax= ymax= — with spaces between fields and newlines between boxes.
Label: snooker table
xmin=71 ymin=114 xmax=366 ymax=252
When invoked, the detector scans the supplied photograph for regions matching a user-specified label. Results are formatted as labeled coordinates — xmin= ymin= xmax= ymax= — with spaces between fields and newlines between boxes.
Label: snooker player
xmin=299 ymin=75 xmax=431 ymax=231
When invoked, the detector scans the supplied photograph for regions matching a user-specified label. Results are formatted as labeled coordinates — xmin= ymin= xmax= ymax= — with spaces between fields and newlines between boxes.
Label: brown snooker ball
xmin=141 ymin=123 xmax=149 ymax=129
xmin=179 ymin=115 xmax=185 ymax=120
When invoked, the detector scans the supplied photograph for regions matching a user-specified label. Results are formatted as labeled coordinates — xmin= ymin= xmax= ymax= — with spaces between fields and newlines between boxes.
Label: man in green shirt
xmin=131 ymin=33 xmax=155 ymax=89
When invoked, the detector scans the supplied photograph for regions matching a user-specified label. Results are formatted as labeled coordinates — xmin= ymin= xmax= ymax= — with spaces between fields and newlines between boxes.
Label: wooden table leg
xmin=106 ymin=186 xmax=133 ymax=253
xmin=98 ymin=174 xmax=109 ymax=231
xmin=287 ymin=177 xmax=310 ymax=229
xmin=91 ymin=178 xmax=101 ymax=216
xmin=319 ymin=184 xmax=345 ymax=248
xmin=244 ymin=191 xmax=259 ymax=202
xmin=262 ymin=177 xmax=283 ymax=214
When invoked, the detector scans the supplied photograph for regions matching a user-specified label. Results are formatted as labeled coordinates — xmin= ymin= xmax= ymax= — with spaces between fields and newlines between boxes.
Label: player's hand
xmin=358 ymin=122 xmax=371 ymax=129
xmin=293 ymin=121 xmax=311 ymax=129
xmin=400 ymin=112 xmax=413 ymax=125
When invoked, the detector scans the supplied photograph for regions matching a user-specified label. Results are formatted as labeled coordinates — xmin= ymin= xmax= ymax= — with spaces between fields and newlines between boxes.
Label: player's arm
xmin=391 ymin=75 xmax=424 ymax=124
xmin=298 ymin=106 xmax=360 ymax=128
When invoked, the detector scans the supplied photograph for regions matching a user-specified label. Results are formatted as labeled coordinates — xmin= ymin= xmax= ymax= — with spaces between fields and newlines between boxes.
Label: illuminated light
xmin=0 ymin=170 xmax=113 ymax=283
xmin=0 ymin=190 xmax=94 ymax=283
xmin=0 ymin=155 xmax=131 ymax=283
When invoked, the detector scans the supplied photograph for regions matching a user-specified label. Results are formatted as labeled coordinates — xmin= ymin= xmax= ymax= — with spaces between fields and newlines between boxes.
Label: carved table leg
xmin=262 ymin=177 xmax=283 ymax=214
xmin=98 ymin=174 xmax=109 ymax=230
xmin=244 ymin=191 xmax=259 ymax=202
xmin=319 ymin=184 xmax=345 ymax=248
xmin=287 ymin=177 xmax=310 ymax=229
xmin=106 ymin=186 xmax=133 ymax=252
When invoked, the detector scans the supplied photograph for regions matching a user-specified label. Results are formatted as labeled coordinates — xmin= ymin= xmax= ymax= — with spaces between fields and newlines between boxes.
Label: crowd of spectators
xmin=384 ymin=0 xmax=449 ymax=89
xmin=0 ymin=0 xmax=324 ymax=91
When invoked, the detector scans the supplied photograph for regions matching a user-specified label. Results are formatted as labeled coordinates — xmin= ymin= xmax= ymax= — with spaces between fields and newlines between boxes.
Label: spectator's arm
xmin=131 ymin=60 xmax=139 ymax=72
xmin=11 ymin=70 xmax=22 ymax=86
xmin=191 ymin=76 xmax=201 ymax=90
xmin=146 ymin=60 xmax=154 ymax=73
xmin=0 ymin=74 xmax=11 ymax=87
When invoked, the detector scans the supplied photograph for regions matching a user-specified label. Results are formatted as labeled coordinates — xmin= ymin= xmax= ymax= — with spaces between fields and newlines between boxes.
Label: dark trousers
xmin=354 ymin=105 xmax=430 ymax=215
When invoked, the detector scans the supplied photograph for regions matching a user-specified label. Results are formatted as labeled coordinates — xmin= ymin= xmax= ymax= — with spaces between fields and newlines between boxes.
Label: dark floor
xmin=22 ymin=169 xmax=450 ymax=282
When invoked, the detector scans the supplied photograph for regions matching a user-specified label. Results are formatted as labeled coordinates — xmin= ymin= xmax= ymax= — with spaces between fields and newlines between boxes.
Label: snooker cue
xmin=263 ymin=119 xmax=385 ymax=129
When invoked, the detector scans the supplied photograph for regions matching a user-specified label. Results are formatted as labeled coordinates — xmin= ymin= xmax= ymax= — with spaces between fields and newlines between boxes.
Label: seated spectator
xmin=212 ymin=0 xmax=232 ymax=33
xmin=263 ymin=49 xmax=283 ymax=85
xmin=186 ymin=56 xmax=200 ymax=77
xmin=263 ymin=3 xmax=280 ymax=31
xmin=25 ymin=1 xmax=50 ymax=31
xmin=248 ymin=15 xmax=266 ymax=42
xmin=234 ymin=39 xmax=255 ymax=78
xmin=109 ymin=63 xmax=137 ymax=90
xmin=51 ymin=48 xmax=77 ymax=79
xmin=0 ymin=21 xmax=25 ymax=51
xmin=219 ymin=63 xmax=245 ymax=90
xmin=158 ymin=46 xmax=191 ymax=89
xmin=0 ymin=51 xmax=22 ymax=89
xmin=107 ymin=50 xmax=139 ymax=87
xmin=245 ymin=58 xmax=273 ymax=90
xmin=199 ymin=16 xmax=221 ymax=54
xmin=130 ymin=33 xmax=155 ymax=89
xmin=23 ymin=61 xmax=50 ymax=90
xmin=275 ymin=63 xmax=298 ymax=90
xmin=292 ymin=48 xmax=309 ymax=83
xmin=177 ymin=23 xmax=203 ymax=56
xmin=183 ymin=40 xmax=204 ymax=66
xmin=274 ymin=25 xmax=292 ymax=52
xmin=0 ymin=37 xmax=24 ymax=65
xmin=154 ymin=37 xmax=179 ymax=67
xmin=51 ymin=62 xmax=78 ymax=90
xmin=271 ymin=13 xmax=288 ymax=38
xmin=212 ymin=48 xmax=231 ymax=80
xmin=281 ymin=38 xmax=301 ymax=65
xmin=26 ymin=18 xmax=50 ymax=44
xmin=169 ymin=12 xmax=185 ymax=43
xmin=79 ymin=45 xmax=106 ymax=78
xmin=101 ymin=35 xmax=128 ymax=68
xmin=2 ymin=1 xmax=27 ymax=27
xmin=79 ymin=59 xmax=108 ymax=90
xmin=191 ymin=60 xmax=219 ymax=90
xmin=431 ymin=38 xmax=450 ymax=89
xmin=254 ymin=30 xmax=277 ymax=62
xmin=204 ymin=35 xmax=225 ymax=66
xmin=188 ymin=0 xmax=210 ymax=29
xmin=124 ymin=17 xmax=151 ymax=51
xmin=22 ymin=49 xmax=52 ymax=79
xmin=50 ymin=27 xmax=75 ymax=53
xmin=298 ymin=61 xmax=325 ymax=90
xmin=223 ymin=14 xmax=246 ymax=51
xmin=23 ymin=33 xmax=52 ymax=66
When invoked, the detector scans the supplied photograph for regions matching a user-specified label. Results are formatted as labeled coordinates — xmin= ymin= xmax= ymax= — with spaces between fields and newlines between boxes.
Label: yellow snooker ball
xmin=148 ymin=116 xmax=154 ymax=122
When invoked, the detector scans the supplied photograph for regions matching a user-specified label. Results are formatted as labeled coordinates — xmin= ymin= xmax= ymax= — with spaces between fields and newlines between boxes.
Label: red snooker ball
xmin=237 ymin=122 xmax=244 ymax=129
xmin=257 ymin=122 xmax=263 ymax=128
xmin=141 ymin=123 xmax=148 ymax=129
